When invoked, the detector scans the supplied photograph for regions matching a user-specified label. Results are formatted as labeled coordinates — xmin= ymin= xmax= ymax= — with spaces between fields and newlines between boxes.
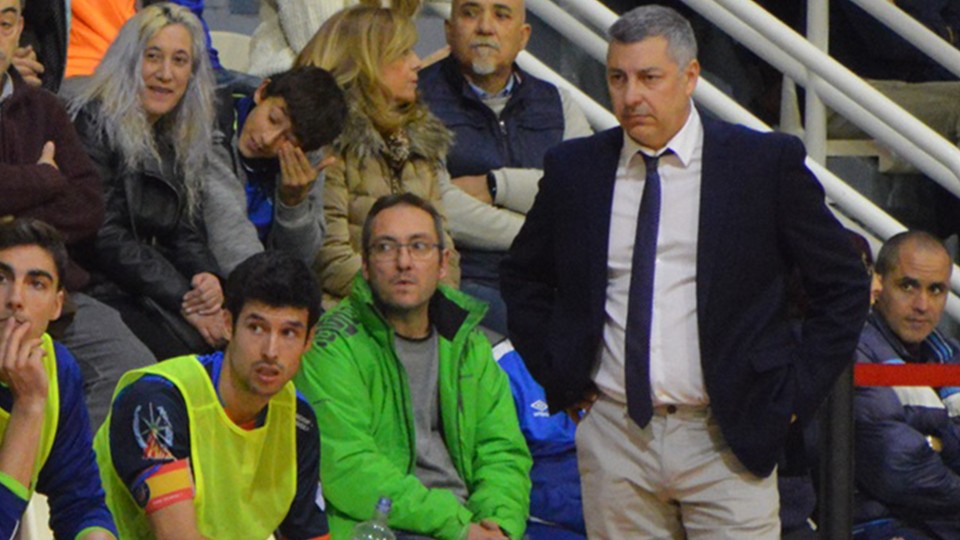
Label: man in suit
xmin=500 ymin=5 xmax=871 ymax=538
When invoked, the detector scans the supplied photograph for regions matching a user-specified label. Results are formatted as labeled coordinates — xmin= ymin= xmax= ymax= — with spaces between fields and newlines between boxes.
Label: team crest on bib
xmin=134 ymin=403 xmax=175 ymax=460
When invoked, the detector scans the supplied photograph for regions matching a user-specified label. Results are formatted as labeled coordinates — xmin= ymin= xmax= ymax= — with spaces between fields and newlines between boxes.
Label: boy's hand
xmin=277 ymin=142 xmax=335 ymax=206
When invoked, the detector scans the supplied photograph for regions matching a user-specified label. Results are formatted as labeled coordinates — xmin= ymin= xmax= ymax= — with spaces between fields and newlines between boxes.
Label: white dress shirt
xmin=592 ymin=104 xmax=708 ymax=406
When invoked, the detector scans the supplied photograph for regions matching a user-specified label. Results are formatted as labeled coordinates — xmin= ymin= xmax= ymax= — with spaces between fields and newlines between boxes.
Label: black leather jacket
xmin=73 ymin=102 xmax=220 ymax=314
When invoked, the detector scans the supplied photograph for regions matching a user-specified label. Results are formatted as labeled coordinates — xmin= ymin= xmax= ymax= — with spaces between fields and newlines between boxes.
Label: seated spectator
xmin=296 ymin=193 xmax=530 ymax=539
xmin=295 ymin=6 xmax=460 ymax=307
xmin=203 ymin=66 xmax=347 ymax=274
xmin=247 ymin=0 xmax=420 ymax=78
xmin=854 ymin=230 xmax=960 ymax=539
xmin=489 ymin=336 xmax=586 ymax=540
xmin=0 ymin=0 xmax=153 ymax=428
xmin=419 ymin=0 xmax=591 ymax=334
xmin=0 ymin=218 xmax=117 ymax=539
xmin=69 ymin=3 xmax=226 ymax=359
xmin=94 ymin=251 xmax=329 ymax=539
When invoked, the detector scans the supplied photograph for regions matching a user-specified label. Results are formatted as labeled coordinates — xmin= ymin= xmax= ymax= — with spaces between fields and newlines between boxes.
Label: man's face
xmin=445 ymin=0 xmax=530 ymax=80
xmin=237 ymin=85 xmax=300 ymax=159
xmin=223 ymin=300 xmax=313 ymax=399
xmin=362 ymin=205 xmax=448 ymax=319
xmin=875 ymin=241 xmax=952 ymax=346
xmin=0 ymin=0 xmax=23 ymax=78
xmin=607 ymin=36 xmax=699 ymax=150
xmin=0 ymin=245 xmax=64 ymax=341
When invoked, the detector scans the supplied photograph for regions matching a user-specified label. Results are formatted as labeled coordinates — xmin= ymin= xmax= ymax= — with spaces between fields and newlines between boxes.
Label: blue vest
xmin=419 ymin=56 xmax=565 ymax=282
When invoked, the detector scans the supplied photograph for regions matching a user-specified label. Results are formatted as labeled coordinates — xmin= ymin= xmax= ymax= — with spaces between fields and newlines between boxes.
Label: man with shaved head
xmin=854 ymin=230 xmax=960 ymax=538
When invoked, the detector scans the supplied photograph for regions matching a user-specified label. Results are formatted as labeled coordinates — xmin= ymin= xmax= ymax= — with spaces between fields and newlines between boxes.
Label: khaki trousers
xmin=577 ymin=395 xmax=780 ymax=539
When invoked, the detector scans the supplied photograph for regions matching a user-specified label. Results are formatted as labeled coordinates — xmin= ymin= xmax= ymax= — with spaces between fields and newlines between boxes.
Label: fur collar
xmin=334 ymin=97 xmax=452 ymax=164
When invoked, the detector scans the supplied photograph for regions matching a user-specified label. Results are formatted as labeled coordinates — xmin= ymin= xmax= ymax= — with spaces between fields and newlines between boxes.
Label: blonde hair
xmin=69 ymin=3 xmax=215 ymax=219
xmin=295 ymin=5 xmax=423 ymax=133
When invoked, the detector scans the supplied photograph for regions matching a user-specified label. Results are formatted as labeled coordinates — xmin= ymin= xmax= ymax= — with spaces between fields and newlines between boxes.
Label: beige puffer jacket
xmin=317 ymin=100 xmax=460 ymax=307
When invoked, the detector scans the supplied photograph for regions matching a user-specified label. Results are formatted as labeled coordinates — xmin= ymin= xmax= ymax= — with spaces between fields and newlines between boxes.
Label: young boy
xmin=204 ymin=66 xmax=347 ymax=273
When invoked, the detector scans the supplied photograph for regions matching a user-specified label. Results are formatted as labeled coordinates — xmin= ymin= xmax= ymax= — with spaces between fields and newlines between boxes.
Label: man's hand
xmin=0 ymin=318 xmax=48 ymax=409
xmin=466 ymin=521 xmax=508 ymax=540
xmin=0 ymin=319 xmax=47 ymax=491
xmin=12 ymin=45 xmax=44 ymax=87
xmin=37 ymin=141 xmax=58 ymax=170
xmin=181 ymin=272 xmax=222 ymax=316
xmin=277 ymin=142 xmax=334 ymax=207
xmin=183 ymin=310 xmax=227 ymax=349
xmin=564 ymin=389 xmax=598 ymax=425
xmin=452 ymin=174 xmax=494 ymax=205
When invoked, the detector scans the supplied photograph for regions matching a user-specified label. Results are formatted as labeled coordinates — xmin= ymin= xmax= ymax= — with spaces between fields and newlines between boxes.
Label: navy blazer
xmin=501 ymin=118 xmax=871 ymax=477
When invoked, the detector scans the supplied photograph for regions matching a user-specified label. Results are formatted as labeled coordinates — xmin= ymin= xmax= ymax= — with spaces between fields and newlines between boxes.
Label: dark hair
xmin=0 ymin=218 xmax=68 ymax=290
xmin=875 ymin=230 xmax=949 ymax=276
xmin=262 ymin=66 xmax=347 ymax=152
xmin=361 ymin=193 xmax=445 ymax=259
xmin=224 ymin=251 xmax=322 ymax=331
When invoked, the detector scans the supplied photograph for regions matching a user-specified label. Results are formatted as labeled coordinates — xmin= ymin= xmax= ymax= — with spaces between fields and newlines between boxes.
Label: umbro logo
xmin=531 ymin=399 xmax=549 ymax=417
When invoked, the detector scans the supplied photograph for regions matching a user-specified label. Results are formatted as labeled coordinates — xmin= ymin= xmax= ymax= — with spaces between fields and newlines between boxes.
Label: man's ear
xmin=253 ymin=79 xmax=271 ymax=105
xmin=221 ymin=309 xmax=234 ymax=342
xmin=51 ymin=289 xmax=64 ymax=323
xmin=519 ymin=22 xmax=532 ymax=51
xmin=870 ymin=272 xmax=883 ymax=305
xmin=438 ymin=247 xmax=450 ymax=281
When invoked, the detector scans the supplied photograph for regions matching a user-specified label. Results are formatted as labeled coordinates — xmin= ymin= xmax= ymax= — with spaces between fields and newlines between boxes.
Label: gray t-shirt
xmin=394 ymin=329 xmax=469 ymax=503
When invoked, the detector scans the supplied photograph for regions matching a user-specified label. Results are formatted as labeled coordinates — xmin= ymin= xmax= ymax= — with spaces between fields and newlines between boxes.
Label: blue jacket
xmin=492 ymin=340 xmax=585 ymax=535
xmin=854 ymin=312 xmax=960 ymax=539
xmin=418 ymin=56 xmax=565 ymax=282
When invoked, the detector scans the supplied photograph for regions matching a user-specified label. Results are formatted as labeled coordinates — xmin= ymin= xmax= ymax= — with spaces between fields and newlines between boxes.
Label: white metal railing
xmin=687 ymin=0 xmax=960 ymax=197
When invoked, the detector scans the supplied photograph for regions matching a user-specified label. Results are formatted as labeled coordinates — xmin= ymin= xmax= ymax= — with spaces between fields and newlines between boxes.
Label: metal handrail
xmin=689 ymin=0 xmax=960 ymax=197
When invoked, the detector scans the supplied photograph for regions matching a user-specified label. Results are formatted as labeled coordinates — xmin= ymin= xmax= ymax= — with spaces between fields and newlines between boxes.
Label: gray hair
xmin=68 ymin=2 xmax=215 ymax=219
xmin=608 ymin=5 xmax=697 ymax=67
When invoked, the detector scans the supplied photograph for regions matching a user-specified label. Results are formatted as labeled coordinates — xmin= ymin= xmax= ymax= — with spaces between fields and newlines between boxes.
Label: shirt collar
xmin=0 ymin=73 xmax=13 ymax=105
xmin=468 ymin=71 xmax=521 ymax=100
xmin=620 ymin=102 xmax=702 ymax=167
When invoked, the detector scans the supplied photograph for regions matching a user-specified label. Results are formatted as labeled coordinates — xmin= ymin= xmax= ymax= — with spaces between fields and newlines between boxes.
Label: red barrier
xmin=854 ymin=363 xmax=960 ymax=386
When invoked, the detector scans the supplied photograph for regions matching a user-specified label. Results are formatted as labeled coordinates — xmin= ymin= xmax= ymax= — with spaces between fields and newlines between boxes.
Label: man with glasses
xmin=296 ymin=193 xmax=531 ymax=540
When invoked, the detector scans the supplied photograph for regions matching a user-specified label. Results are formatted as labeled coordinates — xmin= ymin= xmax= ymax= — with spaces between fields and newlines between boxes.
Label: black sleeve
xmin=108 ymin=376 xmax=192 ymax=489
xmin=277 ymin=398 xmax=330 ymax=539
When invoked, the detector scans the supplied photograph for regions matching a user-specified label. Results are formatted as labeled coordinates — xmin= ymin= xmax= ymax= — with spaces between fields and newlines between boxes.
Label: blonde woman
xmin=296 ymin=5 xmax=459 ymax=306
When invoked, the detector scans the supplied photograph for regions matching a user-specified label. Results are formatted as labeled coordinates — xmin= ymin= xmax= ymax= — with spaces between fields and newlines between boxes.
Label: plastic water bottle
xmin=351 ymin=496 xmax=396 ymax=540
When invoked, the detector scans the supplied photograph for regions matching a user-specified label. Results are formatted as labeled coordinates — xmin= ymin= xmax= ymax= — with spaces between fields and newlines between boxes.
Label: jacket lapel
xmin=696 ymin=118 xmax=735 ymax=324
xmin=585 ymin=128 xmax=625 ymax=300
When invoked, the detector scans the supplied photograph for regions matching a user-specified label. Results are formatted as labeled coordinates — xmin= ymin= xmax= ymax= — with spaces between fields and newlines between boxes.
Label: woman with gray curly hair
xmin=69 ymin=2 xmax=226 ymax=358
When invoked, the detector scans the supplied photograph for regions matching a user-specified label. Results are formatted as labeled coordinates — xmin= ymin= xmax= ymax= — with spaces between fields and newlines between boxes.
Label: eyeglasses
xmin=367 ymin=240 xmax=440 ymax=262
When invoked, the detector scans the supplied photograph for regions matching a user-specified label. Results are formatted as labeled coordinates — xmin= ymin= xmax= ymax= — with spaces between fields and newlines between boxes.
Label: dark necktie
xmin=625 ymin=151 xmax=667 ymax=428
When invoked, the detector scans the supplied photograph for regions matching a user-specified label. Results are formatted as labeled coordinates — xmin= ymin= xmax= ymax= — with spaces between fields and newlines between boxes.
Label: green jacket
xmin=296 ymin=274 xmax=531 ymax=540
